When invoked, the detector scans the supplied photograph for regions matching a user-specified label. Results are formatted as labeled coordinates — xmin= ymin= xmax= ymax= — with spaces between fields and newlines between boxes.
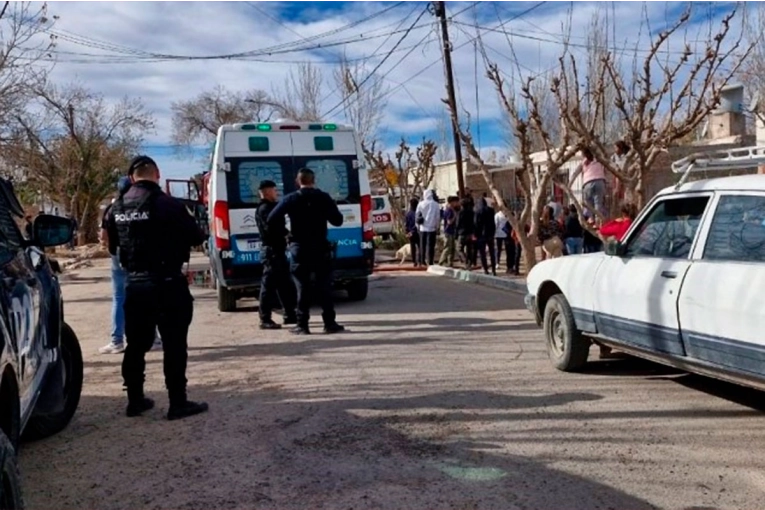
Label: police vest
xmin=111 ymin=186 xmax=163 ymax=274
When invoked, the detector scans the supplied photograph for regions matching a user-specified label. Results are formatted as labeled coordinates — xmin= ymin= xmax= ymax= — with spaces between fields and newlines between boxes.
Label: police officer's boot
xmin=126 ymin=386 xmax=155 ymax=417
xmin=167 ymin=390 xmax=209 ymax=421
xmin=289 ymin=324 xmax=310 ymax=335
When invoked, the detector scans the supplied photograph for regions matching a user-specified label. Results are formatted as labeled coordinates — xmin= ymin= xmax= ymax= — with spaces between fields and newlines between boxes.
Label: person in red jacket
xmin=600 ymin=203 xmax=637 ymax=241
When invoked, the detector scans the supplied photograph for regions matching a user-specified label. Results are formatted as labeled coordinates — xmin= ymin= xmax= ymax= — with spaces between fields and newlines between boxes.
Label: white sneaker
xmin=151 ymin=337 xmax=162 ymax=351
xmin=99 ymin=342 xmax=125 ymax=354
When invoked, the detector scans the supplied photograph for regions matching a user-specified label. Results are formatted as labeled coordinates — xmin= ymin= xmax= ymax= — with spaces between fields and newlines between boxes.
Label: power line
xmin=321 ymin=6 xmax=430 ymax=119
xmin=43 ymin=2 xmax=408 ymax=61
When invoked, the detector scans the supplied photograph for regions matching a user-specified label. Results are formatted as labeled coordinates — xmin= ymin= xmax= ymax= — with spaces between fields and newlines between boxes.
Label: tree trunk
xmin=519 ymin=236 xmax=537 ymax=273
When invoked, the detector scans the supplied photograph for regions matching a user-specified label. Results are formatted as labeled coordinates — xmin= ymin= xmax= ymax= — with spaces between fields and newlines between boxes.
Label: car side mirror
xmin=33 ymin=215 xmax=75 ymax=247
xmin=605 ymin=239 xmax=623 ymax=257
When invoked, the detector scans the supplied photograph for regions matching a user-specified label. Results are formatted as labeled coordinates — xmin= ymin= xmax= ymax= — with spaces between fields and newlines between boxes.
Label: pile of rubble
xmin=54 ymin=243 xmax=110 ymax=271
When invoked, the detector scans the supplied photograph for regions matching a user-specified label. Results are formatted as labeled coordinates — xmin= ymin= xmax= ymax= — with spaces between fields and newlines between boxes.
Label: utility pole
xmin=434 ymin=1 xmax=465 ymax=198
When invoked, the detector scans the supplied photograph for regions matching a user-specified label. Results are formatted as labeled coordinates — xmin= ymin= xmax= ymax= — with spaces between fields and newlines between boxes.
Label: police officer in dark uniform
xmin=105 ymin=155 xmax=209 ymax=420
xmin=255 ymin=179 xmax=297 ymax=329
xmin=267 ymin=168 xmax=345 ymax=335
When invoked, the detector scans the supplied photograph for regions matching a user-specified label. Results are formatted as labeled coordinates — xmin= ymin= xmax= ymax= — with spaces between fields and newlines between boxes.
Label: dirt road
xmin=18 ymin=258 xmax=765 ymax=509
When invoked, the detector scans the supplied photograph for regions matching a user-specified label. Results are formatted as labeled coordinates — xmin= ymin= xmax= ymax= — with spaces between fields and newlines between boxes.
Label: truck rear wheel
xmin=346 ymin=279 xmax=369 ymax=301
xmin=24 ymin=323 xmax=83 ymax=441
xmin=216 ymin=279 xmax=237 ymax=312
xmin=0 ymin=429 xmax=22 ymax=510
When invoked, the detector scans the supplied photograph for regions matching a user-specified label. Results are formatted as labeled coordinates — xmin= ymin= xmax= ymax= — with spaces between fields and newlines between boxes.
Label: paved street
xmin=18 ymin=259 xmax=765 ymax=510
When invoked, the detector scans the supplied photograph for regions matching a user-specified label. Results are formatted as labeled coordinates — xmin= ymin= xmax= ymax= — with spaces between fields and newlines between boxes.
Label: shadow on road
xmin=21 ymin=386 xmax=660 ymax=510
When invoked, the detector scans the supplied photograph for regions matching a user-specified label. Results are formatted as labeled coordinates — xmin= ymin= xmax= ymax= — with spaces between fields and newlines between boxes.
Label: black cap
xmin=258 ymin=180 xmax=277 ymax=190
xmin=127 ymin=155 xmax=157 ymax=175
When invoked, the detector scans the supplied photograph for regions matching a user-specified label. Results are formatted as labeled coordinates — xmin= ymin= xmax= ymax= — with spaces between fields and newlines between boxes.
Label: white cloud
xmin=19 ymin=1 xmax=746 ymax=180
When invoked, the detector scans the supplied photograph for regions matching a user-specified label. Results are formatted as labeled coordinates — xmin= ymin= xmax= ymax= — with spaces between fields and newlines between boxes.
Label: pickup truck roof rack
xmin=672 ymin=145 xmax=765 ymax=188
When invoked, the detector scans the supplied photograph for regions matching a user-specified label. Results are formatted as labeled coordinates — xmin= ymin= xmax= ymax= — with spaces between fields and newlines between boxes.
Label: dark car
xmin=0 ymin=178 xmax=83 ymax=509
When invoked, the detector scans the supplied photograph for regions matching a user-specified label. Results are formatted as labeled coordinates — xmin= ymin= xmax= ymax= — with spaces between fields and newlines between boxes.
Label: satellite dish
xmin=748 ymin=90 xmax=761 ymax=113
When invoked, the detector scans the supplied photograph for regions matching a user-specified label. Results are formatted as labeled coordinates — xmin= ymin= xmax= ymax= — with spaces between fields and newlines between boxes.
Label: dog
xmin=395 ymin=243 xmax=412 ymax=265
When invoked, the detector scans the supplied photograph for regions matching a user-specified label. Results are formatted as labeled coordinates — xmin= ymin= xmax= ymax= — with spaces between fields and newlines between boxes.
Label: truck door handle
xmin=660 ymin=270 xmax=677 ymax=279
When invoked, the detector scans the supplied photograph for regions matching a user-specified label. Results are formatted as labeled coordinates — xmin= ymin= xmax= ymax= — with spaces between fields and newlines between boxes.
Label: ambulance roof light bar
xmin=671 ymin=145 xmax=765 ymax=188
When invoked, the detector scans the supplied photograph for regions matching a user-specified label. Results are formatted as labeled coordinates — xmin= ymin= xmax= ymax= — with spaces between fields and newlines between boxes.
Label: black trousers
xmin=420 ymin=231 xmax=437 ymax=266
xmin=408 ymin=231 xmax=420 ymax=266
xmin=477 ymin=238 xmax=496 ymax=273
xmin=259 ymin=249 xmax=297 ymax=322
xmin=123 ymin=276 xmax=193 ymax=404
xmin=512 ymin=241 xmax=522 ymax=272
xmin=290 ymin=246 xmax=336 ymax=328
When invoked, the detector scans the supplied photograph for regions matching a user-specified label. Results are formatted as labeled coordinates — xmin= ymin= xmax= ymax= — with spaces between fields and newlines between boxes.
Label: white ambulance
xmin=207 ymin=120 xmax=375 ymax=312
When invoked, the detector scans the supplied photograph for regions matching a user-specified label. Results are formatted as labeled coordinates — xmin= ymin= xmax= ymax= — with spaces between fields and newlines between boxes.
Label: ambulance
xmin=207 ymin=120 xmax=375 ymax=312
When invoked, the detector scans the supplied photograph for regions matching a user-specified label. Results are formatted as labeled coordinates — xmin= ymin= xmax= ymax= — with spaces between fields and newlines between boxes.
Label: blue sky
xmin=27 ymin=1 xmax=745 ymax=180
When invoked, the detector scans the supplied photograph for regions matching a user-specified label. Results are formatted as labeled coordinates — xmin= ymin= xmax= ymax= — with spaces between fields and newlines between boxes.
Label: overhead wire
xmin=321 ymin=5 xmax=430 ymax=119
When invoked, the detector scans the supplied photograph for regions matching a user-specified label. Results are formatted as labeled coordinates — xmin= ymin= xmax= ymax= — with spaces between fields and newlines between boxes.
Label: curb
xmin=426 ymin=265 xmax=526 ymax=294
xmin=374 ymin=265 xmax=428 ymax=273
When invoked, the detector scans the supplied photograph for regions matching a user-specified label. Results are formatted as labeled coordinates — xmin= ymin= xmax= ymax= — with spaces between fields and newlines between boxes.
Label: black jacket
xmin=456 ymin=203 xmax=475 ymax=240
xmin=106 ymin=181 xmax=204 ymax=276
xmin=564 ymin=214 xmax=584 ymax=239
xmin=473 ymin=199 xmax=496 ymax=240
xmin=256 ymin=200 xmax=288 ymax=251
xmin=267 ymin=187 xmax=343 ymax=248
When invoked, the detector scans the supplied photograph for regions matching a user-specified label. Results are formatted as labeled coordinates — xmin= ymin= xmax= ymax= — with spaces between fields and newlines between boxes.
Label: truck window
xmin=623 ymin=196 xmax=709 ymax=259
xmin=373 ymin=197 xmax=385 ymax=211
xmin=704 ymin=195 xmax=765 ymax=263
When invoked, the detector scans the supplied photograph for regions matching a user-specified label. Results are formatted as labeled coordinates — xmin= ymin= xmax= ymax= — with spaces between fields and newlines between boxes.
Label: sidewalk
xmin=426 ymin=265 xmax=527 ymax=294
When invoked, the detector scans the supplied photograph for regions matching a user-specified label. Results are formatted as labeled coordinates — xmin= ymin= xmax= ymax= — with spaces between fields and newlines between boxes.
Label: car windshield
xmin=373 ymin=198 xmax=385 ymax=211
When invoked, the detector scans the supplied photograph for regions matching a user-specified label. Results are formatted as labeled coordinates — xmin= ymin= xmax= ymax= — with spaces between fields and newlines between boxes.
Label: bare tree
xmin=447 ymin=62 xmax=580 ymax=271
xmin=333 ymin=55 xmax=388 ymax=149
xmin=274 ymin=62 xmax=323 ymax=121
xmin=170 ymin=85 xmax=278 ymax=148
xmin=742 ymin=3 xmax=765 ymax=127
xmin=557 ymin=5 xmax=753 ymax=208
xmin=365 ymin=138 xmax=437 ymax=234
xmin=7 ymin=83 xmax=155 ymax=243
xmin=0 ymin=2 xmax=57 ymax=143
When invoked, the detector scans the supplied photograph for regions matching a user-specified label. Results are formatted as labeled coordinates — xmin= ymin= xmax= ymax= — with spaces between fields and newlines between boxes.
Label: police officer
xmin=255 ymin=180 xmax=297 ymax=329
xmin=267 ymin=168 xmax=345 ymax=335
xmin=105 ymin=155 xmax=208 ymax=420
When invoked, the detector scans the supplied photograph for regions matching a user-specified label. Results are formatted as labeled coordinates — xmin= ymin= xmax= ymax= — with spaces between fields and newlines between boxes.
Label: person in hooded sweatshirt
xmin=456 ymin=196 xmax=476 ymax=270
xmin=415 ymin=189 xmax=441 ymax=266
xmin=474 ymin=196 xmax=497 ymax=275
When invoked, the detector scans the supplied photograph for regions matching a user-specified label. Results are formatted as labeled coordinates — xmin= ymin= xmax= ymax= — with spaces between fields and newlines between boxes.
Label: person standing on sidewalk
xmin=494 ymin=208 xmax=512 ymax=271
xmin=438 ymin=196 xmax=458 ymax=267
xmin=563 ymin=204 xmax=584 ymax=255
xmin=99 ymin=176 xmax=162 ymax=355
xmin=404 ymin=198 xmax=420 ymax=267
xmin=456 ymin=196 xmax=476 ymax=270
xmin=415 ymin=190 xmax=441 ymax=266
xmin=474 ymin=197 xmax=497 ymax=275
xmin=255 ymin=180 xmax=297 ymax=330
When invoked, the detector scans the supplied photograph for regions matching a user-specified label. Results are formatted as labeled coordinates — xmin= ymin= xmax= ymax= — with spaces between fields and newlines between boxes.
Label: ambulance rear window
xmin=236 ymin=161 xmax=284 ymax=204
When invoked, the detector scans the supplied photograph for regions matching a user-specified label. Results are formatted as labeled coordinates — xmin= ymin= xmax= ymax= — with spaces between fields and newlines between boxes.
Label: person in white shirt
xmin=415 ymin=189 xmax=441 ymax=266
xmin=494 ymin=209 xmax=514 ymax=273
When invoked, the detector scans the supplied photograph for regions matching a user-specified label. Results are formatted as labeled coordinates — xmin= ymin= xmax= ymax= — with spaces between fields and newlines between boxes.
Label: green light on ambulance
xmin=323 ymin=124 xmax=337 ymax=131
xmin=257 ymin=124 xmax=272 ymax=131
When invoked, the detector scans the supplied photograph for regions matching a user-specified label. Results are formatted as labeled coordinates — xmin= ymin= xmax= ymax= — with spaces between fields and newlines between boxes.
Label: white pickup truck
xmin=525 ymin=146 xmax=765 ymax=392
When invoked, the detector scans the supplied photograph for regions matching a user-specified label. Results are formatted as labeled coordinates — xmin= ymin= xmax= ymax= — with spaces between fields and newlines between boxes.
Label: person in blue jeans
xmin=99 ymin=177 xmax=161 ymax=354
xmin=563 ymin=204 xmax=584 ymax=255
